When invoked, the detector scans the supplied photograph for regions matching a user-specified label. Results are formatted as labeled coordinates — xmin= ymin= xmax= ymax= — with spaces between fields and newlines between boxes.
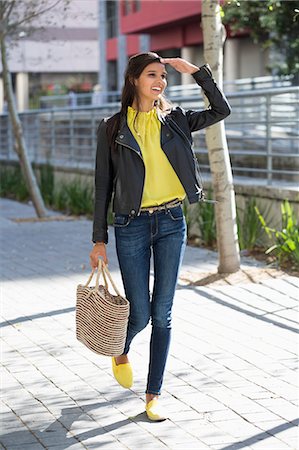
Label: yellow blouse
xmin=127 ymin=106 xmax=186 ymax=207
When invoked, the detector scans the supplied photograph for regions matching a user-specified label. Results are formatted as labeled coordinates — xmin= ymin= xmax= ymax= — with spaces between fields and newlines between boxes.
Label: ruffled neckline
xmin=128 ymin=106 xmax=156 ymax=117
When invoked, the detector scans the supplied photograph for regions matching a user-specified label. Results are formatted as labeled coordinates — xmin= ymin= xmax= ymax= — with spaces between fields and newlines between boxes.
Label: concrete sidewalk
xmin=1 ymin=198 xmax=298 ymax=450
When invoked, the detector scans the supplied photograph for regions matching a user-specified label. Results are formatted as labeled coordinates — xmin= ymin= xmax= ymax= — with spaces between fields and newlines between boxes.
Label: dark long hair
xmin=108 ymin=52 xmax=172 ymax=149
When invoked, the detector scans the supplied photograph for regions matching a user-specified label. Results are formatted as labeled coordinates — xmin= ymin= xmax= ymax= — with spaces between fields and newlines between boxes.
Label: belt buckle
xmin=148 ymin=208 xmax=154 ymax=214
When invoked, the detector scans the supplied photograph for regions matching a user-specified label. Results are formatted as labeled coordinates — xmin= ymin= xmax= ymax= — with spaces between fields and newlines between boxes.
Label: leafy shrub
xmin=56 ymin=179 xmax=94 ymax=216
xmin=0 ymin=165 xmax=95 ymax=217
xmin=237 ymin=197 xmax=265 ymax=250
xmin=0 ymin=166 xmax=29 ymax=201
xmin=255 ymin=200 xmax=299 ymax=267
xmin=39 ymin=163 xmax=55 ymax=205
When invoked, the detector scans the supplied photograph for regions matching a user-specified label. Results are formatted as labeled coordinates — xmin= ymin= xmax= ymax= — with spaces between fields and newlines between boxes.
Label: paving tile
xmin=1 ymin=198 xmax=298 ymax=450
xmin=44 ymin=445 xmax=85 ymax=450
xmin=1 ymin=444 xmax=45 ymax=450
xmin=0 ymin=430 xmax=41 ymax=446
xmin=248 ymin=436 xmax=296 ymax=449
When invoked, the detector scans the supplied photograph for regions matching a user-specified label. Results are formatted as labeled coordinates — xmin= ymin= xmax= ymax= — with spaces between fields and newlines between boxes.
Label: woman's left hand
xmin=160 ymin=57 xmax=199 ymax=74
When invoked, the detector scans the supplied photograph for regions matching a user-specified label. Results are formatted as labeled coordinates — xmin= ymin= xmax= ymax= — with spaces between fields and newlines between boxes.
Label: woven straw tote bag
xmin=76 ymin=259 xmax=130 ymax=357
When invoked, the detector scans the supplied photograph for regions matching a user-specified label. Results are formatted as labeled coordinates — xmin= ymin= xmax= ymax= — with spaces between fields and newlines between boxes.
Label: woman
xmin=90 ymin=52 xmax=231 ymax=421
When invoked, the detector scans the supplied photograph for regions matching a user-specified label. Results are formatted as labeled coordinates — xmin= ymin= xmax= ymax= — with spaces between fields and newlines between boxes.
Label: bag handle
xmin=84 ymin=259 xmax=121 ymax=297
xmin=98 ymin=260 xmax=122 ymax=297
xmin=84 ymin=259 xmax=108 ymax=290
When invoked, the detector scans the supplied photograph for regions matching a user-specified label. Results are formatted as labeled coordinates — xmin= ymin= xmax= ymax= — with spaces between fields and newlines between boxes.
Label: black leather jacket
xmin=93 ymin=65 xmax=231 ymax=243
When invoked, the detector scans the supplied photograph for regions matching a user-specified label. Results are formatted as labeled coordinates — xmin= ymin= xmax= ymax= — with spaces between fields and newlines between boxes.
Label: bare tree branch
xmin=4 ymin=0 xmax=63 ymax=37
xmin=0 ymin=1 xmax=9 ymax=18
xmin=0 ymin=0 xmax=16 ymax=37
xmin=0 ymin=0 xmax=71 ymax=218
xmin=5 ymin=0 xmax=16 ymax=20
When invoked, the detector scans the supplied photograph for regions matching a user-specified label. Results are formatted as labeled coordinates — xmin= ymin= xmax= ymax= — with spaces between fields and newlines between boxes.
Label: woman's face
xmin=134 ymin=62 xmax=167 ymax=103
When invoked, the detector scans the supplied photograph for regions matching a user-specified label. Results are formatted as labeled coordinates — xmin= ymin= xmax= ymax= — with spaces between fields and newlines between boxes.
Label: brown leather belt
xmin=139 ymin=199 xmax=182 ymax=215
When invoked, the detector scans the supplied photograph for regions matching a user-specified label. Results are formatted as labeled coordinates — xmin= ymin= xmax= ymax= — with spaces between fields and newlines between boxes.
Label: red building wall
xmin=120 ymin=0 xmax=201 ymax=34
xmin=107 ymin=0 xmax=203 ymax=61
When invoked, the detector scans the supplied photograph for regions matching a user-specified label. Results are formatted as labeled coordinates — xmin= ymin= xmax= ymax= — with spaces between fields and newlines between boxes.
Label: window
xmin=107 ymin=0 xmax=118 ymax=38
xmin=107 ymin=61 xmax=118 ymax=91
xmin=124 ymin=0 xmax=141 ymax=15
xmin=124 ymin=0 xmax=132 ymax=15
xmin=134 ymin=1 xmax=141 ymax=12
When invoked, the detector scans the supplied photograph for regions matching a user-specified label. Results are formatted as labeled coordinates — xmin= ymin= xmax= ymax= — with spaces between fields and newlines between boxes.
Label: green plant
xmin=0 ymin=166 xmax=29 ymax=201
xmin=62 ymin=179 xmax=94 ymax=216
xmin=39 ymin=163 xmax=55 ymax=206
xmin=237 ymin=197 xmax=264 ymax=250
xmin=255 ymin=200 xmax=299 ymax=267
xmin=222 ymin=1 xmax=299 ymax=76
xmin=53 ymin=185 xmax=68 ymax=212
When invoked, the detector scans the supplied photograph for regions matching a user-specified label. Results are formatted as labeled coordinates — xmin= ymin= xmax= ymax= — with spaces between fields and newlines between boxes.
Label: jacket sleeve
xmin=186 ymin=64 xmax=231 ymax=132
xmin=92 ymin=119 xmax=113 ymax=244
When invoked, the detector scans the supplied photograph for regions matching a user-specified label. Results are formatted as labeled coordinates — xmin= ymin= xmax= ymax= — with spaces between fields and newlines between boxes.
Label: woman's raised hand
xmin=160 ymin=57 xmax=199 ymax=74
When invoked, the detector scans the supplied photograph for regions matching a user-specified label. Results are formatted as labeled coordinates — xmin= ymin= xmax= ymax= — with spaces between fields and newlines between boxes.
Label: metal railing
xmin=39 ymin=91 xmax=121 ymax=109
xmin=1 ymin=86 xmax=298 ymax=186
xmin=37 ymin=75 xmax=294 ymax=110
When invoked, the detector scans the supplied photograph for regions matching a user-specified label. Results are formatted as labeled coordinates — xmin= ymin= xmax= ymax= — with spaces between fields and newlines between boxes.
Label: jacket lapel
xmin=116 ymin=120 xmax=142 ymax=157
xmin=157 ymin=110 xmax=174 ymax=146
xmin=116 ymin=110 xmax=174 ymax=154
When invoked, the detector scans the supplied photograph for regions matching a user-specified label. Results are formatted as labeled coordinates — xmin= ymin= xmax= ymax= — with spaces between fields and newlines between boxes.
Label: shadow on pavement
xmin=0 ymin=307 xmax=75 ymax=328
xmin=0 ymin=402 xmax=140 ymax=448
xmin=219 ymin=417 xmax=299 ymax=450
xmin=191 ymin=286 xmax=299 ymax=334
xmin=1 ymin=406 xmax=297 ymax=449
xmin=1 ymin=281 xmax=297 ymax=335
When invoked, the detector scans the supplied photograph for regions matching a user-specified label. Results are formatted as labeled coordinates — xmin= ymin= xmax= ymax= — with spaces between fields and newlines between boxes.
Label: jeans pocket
xmin=113 ymin=214 xmax=131 ymax=227
xmin=167 ymin=206 xmax=183 ymax=221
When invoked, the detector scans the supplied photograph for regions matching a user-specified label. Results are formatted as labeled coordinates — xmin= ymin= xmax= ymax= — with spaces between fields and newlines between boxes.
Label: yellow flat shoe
xmin=145 ymin=399 xmax=167 ymax=422
xmin=112 ymin=357 xmax=133 ymax=389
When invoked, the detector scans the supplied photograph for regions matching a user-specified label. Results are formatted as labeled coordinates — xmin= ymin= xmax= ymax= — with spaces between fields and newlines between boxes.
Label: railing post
xmin=70 ymin=109 xmax=74 ymax=163
xmin=29 ymin=113 xmax=37 ymax=163
xmin=266 ymin=94 xmax=272 ymax=185
xmin=7 ymin=114 xmax=13 ymax=160
xmin=37 ymin=114 xmax=41 ymax=163
xmin=50 ymin=110 xmax=55 ymax=162
xmin=91 ymin=109 xmax=96 ymax=165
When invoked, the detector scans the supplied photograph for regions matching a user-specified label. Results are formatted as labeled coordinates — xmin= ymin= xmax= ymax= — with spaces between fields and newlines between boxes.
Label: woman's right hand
xmin=89 ymin=242 xmax=108 ymax=268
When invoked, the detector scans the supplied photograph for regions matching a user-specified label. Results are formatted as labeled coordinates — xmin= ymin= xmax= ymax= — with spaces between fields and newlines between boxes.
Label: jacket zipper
xmin=115 ymin=139 xmax=144 ymax=161
xmin=115 ymin=139 xmax=145 ymax=215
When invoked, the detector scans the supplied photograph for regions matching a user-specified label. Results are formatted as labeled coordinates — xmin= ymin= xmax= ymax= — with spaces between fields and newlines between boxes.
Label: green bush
xmin=237 ymin=197 xmax=265 ymax=250
xmin=39 ymin=163 xmax=55 ymax=205
xmin=0 ymin=166 xmax=29 ymax=201
xmin=255 ymin=200 xmax=299 ymax=267
xmin=0 ymin=165 xmax=95 ymax=217
xmin=58 ymin=179 xmax=94 ymax=216
xmin=52 ymin=185 xmax=69 ymax=212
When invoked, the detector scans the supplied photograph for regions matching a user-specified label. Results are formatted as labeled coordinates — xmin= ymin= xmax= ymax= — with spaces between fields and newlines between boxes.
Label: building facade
xmin=0 ymin=0 xmax=99 ymax=112
xmin=0 ymin=0 xmax=270 ymax=113
xmin=102 ymin=0 xmax=269 ymax=93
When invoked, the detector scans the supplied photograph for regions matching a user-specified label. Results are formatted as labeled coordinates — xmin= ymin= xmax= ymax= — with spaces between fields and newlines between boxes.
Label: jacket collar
xmin=115 ymin=109 xmax=174 ymax=153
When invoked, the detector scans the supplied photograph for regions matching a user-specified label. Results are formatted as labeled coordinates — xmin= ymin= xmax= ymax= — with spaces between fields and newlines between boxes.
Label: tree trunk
xmin=201 ymin=0 xmax=240 ymax=273
xmin=1 ymin=36 xmax=47 ymax=218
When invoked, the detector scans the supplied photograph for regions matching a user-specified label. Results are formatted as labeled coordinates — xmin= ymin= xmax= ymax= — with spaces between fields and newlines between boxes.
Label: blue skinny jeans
xmin=114 ymin=205 xmax=186 ymax=395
